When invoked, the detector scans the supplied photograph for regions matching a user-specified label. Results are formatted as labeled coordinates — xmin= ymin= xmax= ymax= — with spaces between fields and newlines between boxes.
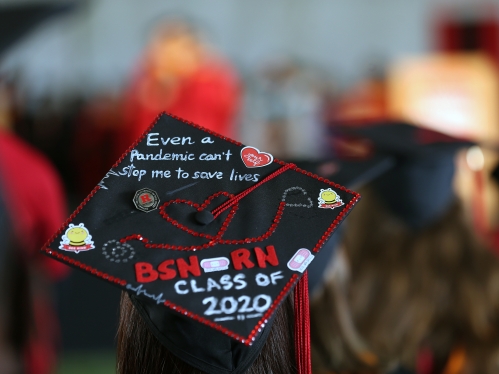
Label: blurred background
xmin=2 ymin=0 xmax=499 ymax=373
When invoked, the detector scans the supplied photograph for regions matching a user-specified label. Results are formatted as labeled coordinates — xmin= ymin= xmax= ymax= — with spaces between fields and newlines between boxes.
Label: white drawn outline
xmin=281 ymin=186 xmax=313 ymax=208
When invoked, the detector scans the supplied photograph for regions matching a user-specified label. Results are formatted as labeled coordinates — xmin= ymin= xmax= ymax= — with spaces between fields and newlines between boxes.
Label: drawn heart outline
xmin=240 ymin=146 xmax=273 ymax=168
xmin=281 ymin=187 xmax=313 ymax=208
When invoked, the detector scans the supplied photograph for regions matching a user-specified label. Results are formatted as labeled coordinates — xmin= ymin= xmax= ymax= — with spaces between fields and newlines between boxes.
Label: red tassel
xmin=294 ymin=270 xmax=311 ymax=374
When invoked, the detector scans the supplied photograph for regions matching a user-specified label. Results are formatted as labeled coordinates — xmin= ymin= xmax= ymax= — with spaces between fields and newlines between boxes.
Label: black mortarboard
xmin=332 ymin=121 xmax=474 ymax=229
xmin=297 ymin=122 xmax=472 ymax=294
xmin=0 ymin=2 xmax=76 ymax=55
xmin=42 ymin=113 xmax=360 ymax=373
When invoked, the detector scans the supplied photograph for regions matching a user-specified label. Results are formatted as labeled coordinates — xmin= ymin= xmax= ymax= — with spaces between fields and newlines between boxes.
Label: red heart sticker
xmin=240 ymin=146 xmax=274 ymax=168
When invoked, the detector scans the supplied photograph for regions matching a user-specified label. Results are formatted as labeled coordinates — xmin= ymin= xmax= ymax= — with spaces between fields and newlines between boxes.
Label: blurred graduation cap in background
xmin=42 ymin=113 xmax=360 ymax=374
xmin=0 ymin=1 xmax=77 ymax=56
xmin=291 ymin=121 xmax=474 ymax=292
xmin=294 ymin=121 xmax=474 ymax=230
xmin=332 ymin=122 xmax=474 ymax=229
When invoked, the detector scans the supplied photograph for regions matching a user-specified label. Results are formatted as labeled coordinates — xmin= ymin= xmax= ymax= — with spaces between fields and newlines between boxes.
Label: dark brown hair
xmin=117 ymin=292 xmax=297 ymax=374
xmin=311 ymin=187 xmax=499 ymax=373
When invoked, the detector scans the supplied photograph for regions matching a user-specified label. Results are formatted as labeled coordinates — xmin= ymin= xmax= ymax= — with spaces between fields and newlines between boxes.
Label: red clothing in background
xmin=121 ymin=59 xmax=240 ymax=152
xmin=0 ymin=131 xmax=68 ymax=374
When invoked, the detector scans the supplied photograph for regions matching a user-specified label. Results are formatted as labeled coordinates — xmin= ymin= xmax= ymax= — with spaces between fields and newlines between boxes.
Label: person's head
xmin=344 ymin=187 xmax=499 ymax=371
xmin=117 ymin=291 xmax=297 ymax=374
xmin=312 ymin=122 xmax=499 ymax=372
xmin=147 ymin=19 xmax=204 ymax=81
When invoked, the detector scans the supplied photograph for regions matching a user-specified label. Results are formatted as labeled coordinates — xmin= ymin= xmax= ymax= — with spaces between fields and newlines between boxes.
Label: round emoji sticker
xmin=318 ymin=188 xmax=344 ymax=209
xmin=59 ymin=223 xmax=95 ymax=253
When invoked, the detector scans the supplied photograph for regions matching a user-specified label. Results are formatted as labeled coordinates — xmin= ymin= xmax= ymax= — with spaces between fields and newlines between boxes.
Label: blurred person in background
xmin=242 ymin=57 xmax=329 ymax=160
xmin=120 ymin=18 xmax=240 ymax=152
xmin=0 ymin=78 xmax=69 ymax=374
xmin=310 ymin=123 xmax=499 ymax=374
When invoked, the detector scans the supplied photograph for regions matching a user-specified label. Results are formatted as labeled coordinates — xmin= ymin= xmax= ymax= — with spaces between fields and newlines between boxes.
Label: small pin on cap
xmin=133 ymin=188 xmax=160 ymax=213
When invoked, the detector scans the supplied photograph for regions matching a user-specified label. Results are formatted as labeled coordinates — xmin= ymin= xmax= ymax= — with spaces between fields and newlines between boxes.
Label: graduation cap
xmin=0 ymin=2 xmax=77 ymax=56
xmin=42 ymin=113 xmax=360 ymax=373
xmin=290 ymin=121 xmax=474 ymax=292
xmin=331 ymin=121 xmax=474 ymax=229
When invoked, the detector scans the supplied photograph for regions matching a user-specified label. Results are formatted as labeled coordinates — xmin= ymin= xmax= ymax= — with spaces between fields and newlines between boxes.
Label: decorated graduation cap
xmin=42 ymin=113 xmax=360 ymax=373
xmin=332 ymin=121 xmax=474 ymax=229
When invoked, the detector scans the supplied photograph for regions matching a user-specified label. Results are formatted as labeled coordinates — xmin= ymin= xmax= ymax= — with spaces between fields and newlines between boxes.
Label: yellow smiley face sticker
xmin=318 ymin=188 xmax=344 ymax=209
xmin=320 ymin=189 xmax=337 ymax=204
xmin=66 ymin=227 xmax=89 ymax=246
xmin=60 ymin=223 xmax=95 ymax=253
